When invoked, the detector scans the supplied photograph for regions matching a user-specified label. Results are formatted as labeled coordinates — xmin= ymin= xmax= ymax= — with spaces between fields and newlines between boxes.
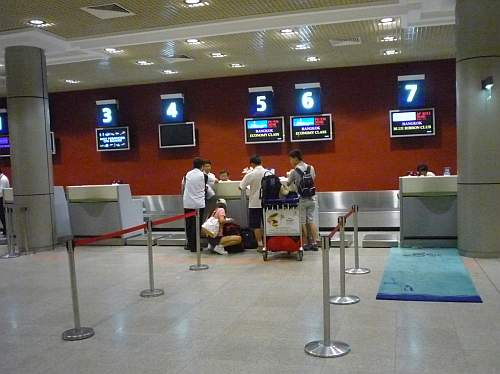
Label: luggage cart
xmin=262 ymin=197 xmax=304 ymax=261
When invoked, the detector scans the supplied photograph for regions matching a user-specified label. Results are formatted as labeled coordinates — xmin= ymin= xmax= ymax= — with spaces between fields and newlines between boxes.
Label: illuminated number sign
xmin=96 ymin=126 xmax=130 ymax=151
xmin=290 ymin=114 xmax=333 ymax=142
xmin=244 ymin=117 xmax=285 ymax=144
xmin=295 ymin=83 xmax=321 ymax=115
xmin=160 ymin=93 xmax=185 ymax=123
xmin=96 ymin=99 xmax=119 ymax=127
xmin=0 ymin=109 xmax=8 ymax=135
xmin=398 ymin=74 xmax=425 ymax=108
xmin=248 ymin=86 xmax=274 ymax=117
xmin=389 ymin=108 xmax=435 ymax=138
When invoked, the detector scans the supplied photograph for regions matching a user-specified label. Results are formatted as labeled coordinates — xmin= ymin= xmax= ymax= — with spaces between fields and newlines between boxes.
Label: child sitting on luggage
xmin=208 ymin=198 xmax=242 ymax=255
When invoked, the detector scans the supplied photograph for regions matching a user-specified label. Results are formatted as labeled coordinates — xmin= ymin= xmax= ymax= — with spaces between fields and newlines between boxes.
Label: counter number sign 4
xmin=96 ymin=99 xmax=119 ymax=127
xmin=295 ymin=83 xmax=321 ymax=115
xmin=161 ymin=93 xmax=185 ymax=123
xmin=248 ymin=86 xmax=274 ymax=117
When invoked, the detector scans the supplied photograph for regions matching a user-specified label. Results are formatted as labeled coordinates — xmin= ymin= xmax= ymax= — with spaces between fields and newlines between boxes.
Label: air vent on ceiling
xmin=81 ymin=3 xmax=135 ymax=19
xmin=161 ymin=55 xmax=194 ymax=64
xmin=329 ymin=37 xmax=362 ymax=47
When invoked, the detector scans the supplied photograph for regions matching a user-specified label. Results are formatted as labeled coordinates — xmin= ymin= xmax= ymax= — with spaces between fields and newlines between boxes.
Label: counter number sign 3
xmin=96 ymin=99 xmax=120 ymax=127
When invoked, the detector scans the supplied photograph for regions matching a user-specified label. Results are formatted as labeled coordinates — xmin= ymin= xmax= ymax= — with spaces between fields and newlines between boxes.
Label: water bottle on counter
xmin=443 ymin=167 xmax=451 ymax=176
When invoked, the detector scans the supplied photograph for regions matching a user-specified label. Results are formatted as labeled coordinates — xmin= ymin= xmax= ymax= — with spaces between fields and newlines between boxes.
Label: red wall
xmin=0 ymin=59 xmax=456 ymax=195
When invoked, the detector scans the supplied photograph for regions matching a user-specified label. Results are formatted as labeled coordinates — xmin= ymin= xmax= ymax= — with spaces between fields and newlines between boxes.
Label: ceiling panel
xmin=0 ymin=0 xmax=387 ymax=38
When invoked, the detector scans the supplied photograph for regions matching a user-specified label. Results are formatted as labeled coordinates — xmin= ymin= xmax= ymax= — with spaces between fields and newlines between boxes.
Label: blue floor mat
xmin=376 ymin=248 xmax=482 ymax=303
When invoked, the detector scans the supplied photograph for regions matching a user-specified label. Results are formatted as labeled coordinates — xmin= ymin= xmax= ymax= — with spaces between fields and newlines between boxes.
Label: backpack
xmin=223 ymin=222 xmax=241 ymax=236
xmin=295 ymin=166 xmax=316 ymax=197
xmin=240 ymin=228 xmax=258 ymax=249
xmin=260 ymin=172 xmax=282 ymax=203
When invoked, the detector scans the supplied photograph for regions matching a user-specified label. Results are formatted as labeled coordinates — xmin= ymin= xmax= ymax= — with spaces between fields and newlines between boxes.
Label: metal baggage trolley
xmin=262 ymin=197 xmax=304 ymax=261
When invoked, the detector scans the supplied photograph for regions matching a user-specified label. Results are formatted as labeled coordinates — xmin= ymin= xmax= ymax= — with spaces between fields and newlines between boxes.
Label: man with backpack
xmin=239 ymin=155 xmax=268 ymax=250
xmin=287 ymin=149 xmax=318 ymax=251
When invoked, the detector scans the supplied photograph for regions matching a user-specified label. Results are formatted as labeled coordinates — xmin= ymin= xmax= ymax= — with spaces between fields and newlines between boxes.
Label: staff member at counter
xmin=239 ymin=155 xmax=267 ymax=250
xmin=183 ymin=158 xmax=206 ymax=252
xmin=417 ymin=164 xmax=436 ymax=177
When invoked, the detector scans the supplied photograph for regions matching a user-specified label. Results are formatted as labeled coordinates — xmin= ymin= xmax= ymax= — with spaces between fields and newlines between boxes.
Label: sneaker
xmin=213 ymin=245 xmax=228 ymax=255
xmin=256 ymin=246 xmax=265 ymax=253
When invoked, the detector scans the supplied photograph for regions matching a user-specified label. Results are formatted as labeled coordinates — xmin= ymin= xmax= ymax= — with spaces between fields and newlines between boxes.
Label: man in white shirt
xmin=183 ymin=158 xmax=206 ymax=252
xmin=0 ymin=169 xmax=10 ymax=236
xmin=239 ymin=155 xmax=267 ymax=248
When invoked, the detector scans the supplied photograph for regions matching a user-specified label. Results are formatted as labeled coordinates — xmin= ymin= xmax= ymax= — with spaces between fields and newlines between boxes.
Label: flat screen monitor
xmin=96 ymin=126 xmax=130 ymax=151
xmin=290 ymin=114 xmax=333 ymax=142
xmin=390 ymin=108 xmax=435 ymax=138
xmin=159 ymin=122 xmax=196 ymax=148
xmin=50 ymin=131 xmax=56 ymax=155
xmin=244 ymin=117 xmax=285 ymax=144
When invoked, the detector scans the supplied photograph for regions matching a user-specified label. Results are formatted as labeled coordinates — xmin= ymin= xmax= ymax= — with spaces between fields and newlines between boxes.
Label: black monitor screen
xmin=390 ymin=108 xmax=435 ymax=138
xmin=96 ymin=126 xmax=130 ymax=151
xmin=290 ymin=114 xmax=333 ymax=142
xmin=159 ymin=122 xmax=196 ymax=148
xmin=244 ymin=117 xmax=285 ymax=144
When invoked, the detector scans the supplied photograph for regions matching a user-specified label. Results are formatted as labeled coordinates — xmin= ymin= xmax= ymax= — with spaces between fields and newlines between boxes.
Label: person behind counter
xmin=183 ymin=158 xmax=206 ymax=252
xmin=287 ymin=149 xmax=319 ymax=251
xmin=417 ymin=164 xmax=436 ymax=177
xmin=239 ymin=155 xmax=267 ymax=251
xmin=219 ymin=170 xmax=231 ymax=182
xmin=206 ymin=198 xmax=242 ymax=255
xmin=203 ymin=160 xmax=218 ymax=188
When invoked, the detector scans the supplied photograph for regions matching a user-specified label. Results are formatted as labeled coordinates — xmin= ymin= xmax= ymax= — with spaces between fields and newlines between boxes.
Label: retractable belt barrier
xmin=62 ymin=210 xmax=198 ymax=341
xmin=305 ymin=204 xmax=371 ymax=358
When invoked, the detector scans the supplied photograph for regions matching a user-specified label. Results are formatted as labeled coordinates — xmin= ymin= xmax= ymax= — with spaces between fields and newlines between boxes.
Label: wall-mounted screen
xmin=290 ymin=114 xmax=333 ymax=142
xmin=159 ymin=122 xmax=196 ymax=148
xmin=397 ymin=74 xmax=426 ymax=109
xmin=96 ymin=99 xmax=120 ymax=127
xmin=0 ymin=109 xmax=8 ymax=135
xmin=50 ymin=131 xmax=56 ymax=155
xmin=0 ymin=136 xmax=10 ymax=157
xmin=248 ymin=87 xmax=274 ymax=117
xmin=390 ymin=108 xmax=435 ymax=138
xmin=244 ymin=117 xmax=285 ymax=144
xmin=160 ymin=94 xmax=185 ymax=123
xmin=96 ymin=126 xmax=130 ymax=151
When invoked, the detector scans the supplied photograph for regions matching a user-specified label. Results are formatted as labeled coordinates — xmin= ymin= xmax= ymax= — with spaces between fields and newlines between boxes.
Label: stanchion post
xmin=189 ymin=209 xmax=209 ymax=271
xmin=140 ymin=219 xmax=165 ymax=298
xmin=1 ymin=207 xmax=18 ymax=259
xmin=62 ymin=240 xmax=95 ymax=341
xmin=345 ymin=205 xmax=371 ymax=275
xmin=305 ymin=236 xmax=350 ymax=358
xmin=330 ymin=216 xmax=360 ymax=305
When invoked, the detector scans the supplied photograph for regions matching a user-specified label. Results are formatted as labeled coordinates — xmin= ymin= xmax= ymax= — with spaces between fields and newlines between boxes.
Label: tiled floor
xmin=0 ymin=245 xmax=499 ymax=374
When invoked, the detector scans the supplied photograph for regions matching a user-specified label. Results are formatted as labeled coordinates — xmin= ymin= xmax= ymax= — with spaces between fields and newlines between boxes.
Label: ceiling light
xmin=294 ymin=44 xmax=310 ymax=50
xmin=184 ymin=0 xmax=209 ymax=7
xmin=186 ymin=38 xmax=203 ymax=45
xmin=230 ymin=63 xmax=245 ymax=68
xmin=379 ymin=17 xmax=394 ymax=24
xmin=162 ymin=69 xmax=178 ymax=75
xmin=210 ymin=52 xmax=227 ymax=58
xmin=27 ymin=19 xmax=54 ymax=28
xmin=306 ymin=56 xmax=320 ymax=62
xmin=383 ymin=49 xmax=400 ymax=56
xmin=65 ymin=79 xmax=80 ymax=84
xmin=135 ymin=60 xmax=154 ymax=66
xmin=381 ymin=36 xmax=398 ymax=42
xmin=280 ymin=29 xmax=296 ymax=35
xmin=104 ymin=48 xmax=124 ymax=54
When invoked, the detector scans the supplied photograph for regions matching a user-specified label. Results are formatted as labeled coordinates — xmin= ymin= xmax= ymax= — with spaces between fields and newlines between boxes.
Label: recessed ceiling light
xmin=294 ymin=44 xmax=310 ymax=50
xmin=379 ymin=17 xmax=395 ymax=24
xmin=383 ymin=49 xmax=401 ymax=56
xmin=186 ymin=38 xmax=203 ymax=45
xmin=104 ymin=48 xmax=124 ymax=54
xmin=135 ymin=60 xmax=154 ymax=66
xmin=184 ymin=0 xmax=209 ymax=7
xmin=381 ymin=36 xmax=398 ymax=42
xmin=280 ymin=28 xmax=296 ymax=35
xmin=306 ymin=56 xmax=320 ymax=62
xmin=162 ymin=69 xmax=178 ymax=75
xmin=27 ymin=19 xmax=54 ymax=28
xmin=210 ymin=52 xmax=227 ymax=58
xmin=65 ymin=79 xmax=80 ymax=84
xmin=230 ymin=63 xmax=245 ymax=68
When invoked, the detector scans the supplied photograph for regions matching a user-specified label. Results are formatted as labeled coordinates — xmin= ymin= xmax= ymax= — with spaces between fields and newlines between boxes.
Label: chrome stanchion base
xmin=305 ymin=340 xmax=351 ymax=358
xmin=1 ymin=253 xmax=19 ymax=259
xmin=330 ymin=295 xmax=360 ymax=305
xmin=345 ymin=267 xmax=371 ymax=275
xmin=62 ymin=327 xmax=95 ymax=341
xmin=189 ymin=264 xmax=209 ymax=271
xmin=140 ymin=288 xmax=165 ymax=298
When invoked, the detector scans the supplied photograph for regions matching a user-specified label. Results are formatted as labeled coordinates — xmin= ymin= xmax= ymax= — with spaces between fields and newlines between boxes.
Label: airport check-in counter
xmin=67 ymin=184 xmax=143 ymax=242
xmin=399 ymin=176 xmax=457 ymax=247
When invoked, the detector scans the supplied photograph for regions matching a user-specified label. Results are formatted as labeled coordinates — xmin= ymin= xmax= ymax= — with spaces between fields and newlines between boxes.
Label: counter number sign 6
xmin=295 ymin=86 xmax=321 ymax=114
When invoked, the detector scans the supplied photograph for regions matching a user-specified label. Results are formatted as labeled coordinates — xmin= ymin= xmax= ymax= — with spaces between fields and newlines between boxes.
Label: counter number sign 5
xmin=161 ymin=93 xmax=185 ymax=123
xmin=249 ymin=86 xmax=274 ymax=117
xmin=96 ymin=99 xmax=119 ymax=127
xmin=398 ymin=74 xmax=425 ymax=109
xmin=295 ymin=83 xmax=321 ymax=115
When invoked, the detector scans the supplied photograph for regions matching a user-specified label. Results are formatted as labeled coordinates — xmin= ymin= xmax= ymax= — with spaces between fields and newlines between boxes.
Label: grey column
xmin=5 ymin=46 xmax=55 ymax=252
xmin=456 ymin=0 xmax=500 ymax=258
